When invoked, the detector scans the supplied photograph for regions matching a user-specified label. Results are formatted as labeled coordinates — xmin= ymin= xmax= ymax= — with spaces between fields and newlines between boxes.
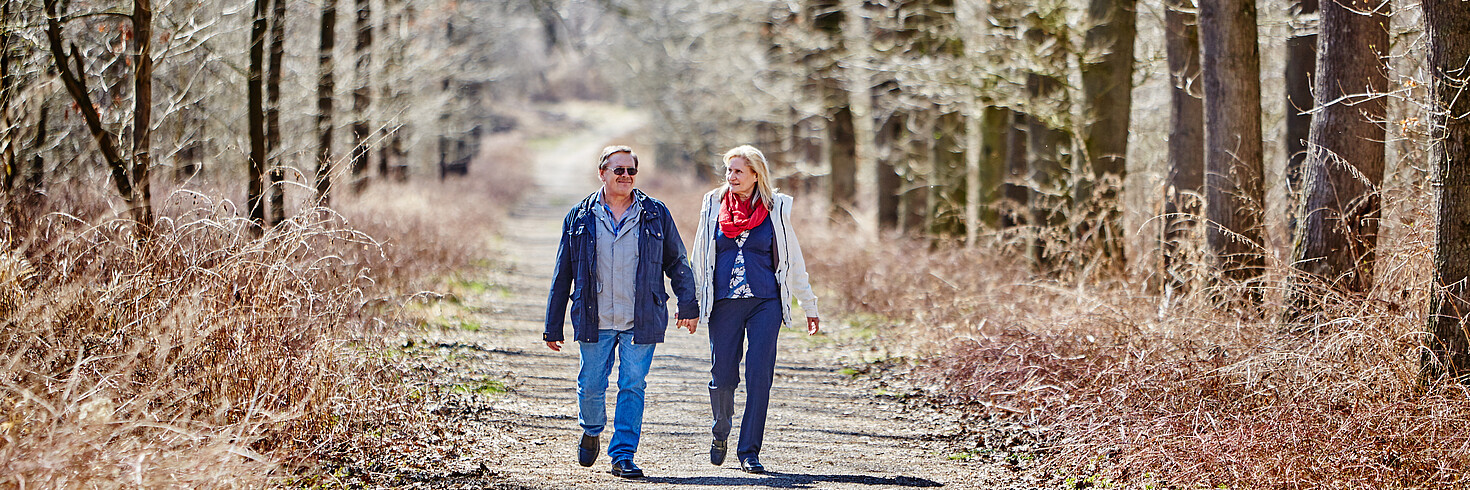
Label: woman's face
xmin=726 ymin=156 xmax=757 ymax=197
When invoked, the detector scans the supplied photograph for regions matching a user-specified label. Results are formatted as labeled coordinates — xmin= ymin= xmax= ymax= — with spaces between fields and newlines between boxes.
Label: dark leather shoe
xmin=577 ymin=434 xmax=598 ymax=467
xmin=611 ymin=459 xmax=644 ymax=478
xmin=710 ymin=439 xmax=728 ymax=466
xmin=740 ymin=457 xmax=765 ymax=474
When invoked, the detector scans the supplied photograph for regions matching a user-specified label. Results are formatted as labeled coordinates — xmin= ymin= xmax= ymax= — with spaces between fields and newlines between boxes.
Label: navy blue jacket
xmin=544 ymin=189 xmax=698 ymax=344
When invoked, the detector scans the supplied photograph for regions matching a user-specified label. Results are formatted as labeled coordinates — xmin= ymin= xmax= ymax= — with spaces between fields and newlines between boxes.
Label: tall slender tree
xmin=1162 ymin=0 xmax=1204 ymax=288
xmin=1421 ymin=0 xmax=1470 ymax=382
xmin=1284 ymin=0 xmax=1318 ymax=235
xmin=1284 ymin=0 xmax=1389 ymax=319
xmin=1199 ymin=0 xmax=1266 ymax=297
xmin=247 ymin=0 xmax=269 ymax=229
xmin=1078 ymin=0 xmax=1137 ymax=268
xmin=316 ymin=0 xmax=337 ymax=204
xmin=44 ymin=0 xmax=155 ymax=236
xmin=350 ymin=0 xmax=372 ymax=188
xmin=267 ymin=0 xmax=287 ymax=226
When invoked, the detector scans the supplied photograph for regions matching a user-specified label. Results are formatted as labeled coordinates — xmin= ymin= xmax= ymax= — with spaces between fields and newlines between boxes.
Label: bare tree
xmin=1162 ymin=0 xmax=1204 ymax=288
xmin=1199 ymin=0 xmax=1265 ymax=298
xmin=1284 ymin=0 xmax=1390 ymax=320
xmin=1077 ymin=0 xmax=1136 ymax=268
xmin=247 ymin=0 xmax=268 ymax=229
xmin=43 ymin=0 xmax=155 ymax=236
xmin=1283 ymin=0 xmax=1318 ymax=235
xmin=267 ymin=0 xmax=287 ymax=226
xmin=1421 ymin=0 xmax=1470 ymax=383
xmin=350 ymin=0 xmax=372 ymax=187
xmin=316 ymin=0 xmax=337 ymax=204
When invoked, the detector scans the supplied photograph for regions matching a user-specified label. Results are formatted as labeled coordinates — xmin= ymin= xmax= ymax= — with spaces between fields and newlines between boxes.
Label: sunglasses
xmin=607 ymin=167 xmax=638 ymax=176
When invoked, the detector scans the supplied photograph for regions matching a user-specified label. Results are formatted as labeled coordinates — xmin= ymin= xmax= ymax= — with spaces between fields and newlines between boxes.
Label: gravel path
xmin=355 ymin=105 xmax=1037 ymax=489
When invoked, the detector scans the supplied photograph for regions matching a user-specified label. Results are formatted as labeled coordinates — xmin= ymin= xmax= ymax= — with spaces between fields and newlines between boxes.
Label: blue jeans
xmin=708 ymin=298 xmax=782 ymax=461
xmin=577 ymin=329 xmax=656 ymax=463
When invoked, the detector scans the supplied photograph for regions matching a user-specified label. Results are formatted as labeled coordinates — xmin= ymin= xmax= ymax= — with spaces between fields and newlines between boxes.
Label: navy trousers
xmin=708 ymin=297 xmax=782 ymax=461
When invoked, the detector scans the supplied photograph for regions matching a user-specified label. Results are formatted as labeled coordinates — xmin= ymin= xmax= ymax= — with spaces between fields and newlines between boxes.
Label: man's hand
xmin=546 ymin=341 xmax=563 ymax=352
xmin=677 ymin=318 xmax=697 ymax=334
xmin=806 ymin=317 xmax=820 ymax=335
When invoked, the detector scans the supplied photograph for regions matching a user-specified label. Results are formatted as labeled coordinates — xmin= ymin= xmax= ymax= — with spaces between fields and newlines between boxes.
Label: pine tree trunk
xmin=248 ymin=0 xmax=268 ymax=229
xmin=316 ymin=0 xmax=337 ymax=204
xmin=1028 ymin=75 xmax=1070 ymax=270
xmin=1284 ymin=0 xmax=1318 ymax=236
xmin=1285 ymin=0 xmax=1389 ymax=319
xmin=877 ymin=111 xmax=904 ymax=230
xmin=979 ymin=105 xmax=1009 ymax=230
xmin=1002 ymin=110 xmax=1029 ymax=229
xmin=1199 ymin=0 xmax=1266 ymax=297
xmin=129 ymin=0 xmax=155 ymax=235
xmin=829 ymin=104 xmax=857 ymax=222
xmin=1078 ymin=0 xmax=1137 ymax=268
xmin=1421 ymin=0 xmax=1470 ymax=383
xmin=1163 ymin=0 xmax=1205 ymax=287
xmin=267 ymin=0 xmax=286 ymax=226
xmin=350 ymin=0 xmax=372 ymax=188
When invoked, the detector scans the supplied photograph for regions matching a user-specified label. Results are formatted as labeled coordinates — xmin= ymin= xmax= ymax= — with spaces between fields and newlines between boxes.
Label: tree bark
xmin=350 ymin=0 xmax=372 ymax=188
xmin=1285 ymin=0 xmax=1389 ymax=319
xmin=1 ymin=0 xmax=12 ymax=193
xmin=1078 ymin=0 xmax=1137 ymax=269
xmin=130 ymin=0 xmax=156 ymax=235
xmin=843 ymin=0 xmax=878 ymax=238
xmin=1163 ymin=0 xmax=1205 ymax=287
xmin=966 ymin=107 xmax=983 ymax=248
xmin=1002 ymin=110 xmax=1029 ymax=229
xmin=1284 ymin=0 xmax=1318 ymax=235
xmin=316 ymin=0 xmax=337 ymax=205
xmin=829 ymin=104 xmax=857 ymax=222
xmin=1199 ymin=0 xmax=1266 ymax=297
xmin=267 ymin=0 xmax=286 ymax=226
xmin=1421 ymin=0 xmax=1470 ymax=382
xmin=979 ymin=105 xmax=1009 ymax=231
xmin=1027 ymin=75 xmax=1070 ymax=270
xmin=877 ymin=111 xmax=904 ymax=230
xmin=44 ymin=0 xmax=149 ymax=235
xmin=248 ymin=0 xmax=268 ymax=229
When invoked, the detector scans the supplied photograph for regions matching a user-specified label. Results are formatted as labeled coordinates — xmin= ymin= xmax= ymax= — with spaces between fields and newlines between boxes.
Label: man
xmin=544 ymin=145 xmax=698 ymax=479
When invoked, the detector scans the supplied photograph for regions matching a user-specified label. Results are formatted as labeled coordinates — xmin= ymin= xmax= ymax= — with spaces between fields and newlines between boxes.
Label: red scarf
xmin=719 ymin=189 xmax=769 ymax=239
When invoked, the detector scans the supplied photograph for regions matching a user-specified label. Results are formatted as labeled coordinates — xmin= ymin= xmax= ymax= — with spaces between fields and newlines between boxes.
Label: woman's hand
xmin=806 ymin=317 xmax=820 ymax=335
xmin=677 ymin=318 xmax=697 ymax=334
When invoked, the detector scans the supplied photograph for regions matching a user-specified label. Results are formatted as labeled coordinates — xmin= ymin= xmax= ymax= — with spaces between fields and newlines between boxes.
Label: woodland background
xmin=1 ymin=0 xmax=1469 ymax=487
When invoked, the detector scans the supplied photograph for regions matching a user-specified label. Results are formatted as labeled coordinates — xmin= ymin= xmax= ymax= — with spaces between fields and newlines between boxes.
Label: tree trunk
xmin=350 ymin=0 xmax=372 ymax=188
xmin=44 ymin=0 xmax=147 ymax=235
xmin=267 ymin=0 xmax=286 ymax=226
xmin=1284 ymin=0 xmax=1389 ymax=319
xmin=130 ymin=0 xmax=156 ymax=235
xmin=316 ymin=0 xmax=337 ymax=205
xmin=1199 ymin=0 xmax=1266 ymax=297
xmin=1163 ymin=0 xmax=1205 ymax=287
xmin=1421 ymin=0 xmax=1470 ymax=382
xmin=1028 ymin=75 xmax=1070 ymax=270
xmin=1078 ymin=0 xmax=1137 ymax=269
xmin=979 ymin=105 xmax=1009 ymax=231
xmin=1284 ymin=0 xmax=1318 ymax=236
xmin=248 ymin=0 xmax=268 ymax=229
xmin=877 ymin=111 xmax=904 ymax=230
xmin=1 ymin=0 xmax=12 ymax=194
xmin=829 ymin=104 xmax=857 ymax=222
xmin=932 ymin=111 xmax=966 ymax=238
xmin=1002 ymin=110 xmax=1029 ymax=228
xmin=843 ymin=0 xmax=878 ymax=238
xmin=28 ymin=104 xmax=45 ymax=193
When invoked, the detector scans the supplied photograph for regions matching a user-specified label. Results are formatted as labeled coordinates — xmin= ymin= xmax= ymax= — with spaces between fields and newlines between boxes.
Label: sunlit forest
xmin=1 ymin=0 xmax=1468 ymax=487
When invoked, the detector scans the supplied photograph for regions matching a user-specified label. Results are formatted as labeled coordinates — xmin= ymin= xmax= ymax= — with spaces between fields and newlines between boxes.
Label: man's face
xmin=599 ymin=152 xmax=637 ymax=197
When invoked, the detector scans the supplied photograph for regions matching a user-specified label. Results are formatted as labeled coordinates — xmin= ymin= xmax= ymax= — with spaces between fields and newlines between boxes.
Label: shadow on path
xmin=640 ymin=472 xmax=943 ymax=488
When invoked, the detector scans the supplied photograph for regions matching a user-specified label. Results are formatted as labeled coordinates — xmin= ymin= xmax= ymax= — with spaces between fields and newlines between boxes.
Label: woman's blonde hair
xmin=722 ymin=145 xmax=776 ymax=210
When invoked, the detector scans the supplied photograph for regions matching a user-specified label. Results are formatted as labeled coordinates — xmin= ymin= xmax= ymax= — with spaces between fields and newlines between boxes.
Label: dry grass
xmin=801 ymin=187 xmax=1470 ymax=488
xmin=0 ymin=133 xmax=530 ymax=486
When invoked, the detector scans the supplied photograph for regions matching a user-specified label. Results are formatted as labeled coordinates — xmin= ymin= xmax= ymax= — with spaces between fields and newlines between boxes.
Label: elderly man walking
xmin=544 ymin=145 xmax=698 ymax=479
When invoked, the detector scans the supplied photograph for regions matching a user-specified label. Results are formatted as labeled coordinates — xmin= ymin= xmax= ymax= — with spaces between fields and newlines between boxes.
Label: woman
xmin=691 ymin=145 xmax=820 ymax=474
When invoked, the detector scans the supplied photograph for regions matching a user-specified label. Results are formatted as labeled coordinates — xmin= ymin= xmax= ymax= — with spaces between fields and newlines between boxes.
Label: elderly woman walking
xmin=690 ymin=144 xmax=820 ymax=474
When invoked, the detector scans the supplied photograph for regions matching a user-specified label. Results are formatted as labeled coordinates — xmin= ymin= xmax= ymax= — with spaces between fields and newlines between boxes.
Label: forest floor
xmin=310 ymin=104 xmax=1053 ymax=489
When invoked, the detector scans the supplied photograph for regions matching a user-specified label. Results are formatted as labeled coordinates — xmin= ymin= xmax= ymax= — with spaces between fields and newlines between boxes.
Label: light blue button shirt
xmin=591 ymin=191 xmax=641 ymax=332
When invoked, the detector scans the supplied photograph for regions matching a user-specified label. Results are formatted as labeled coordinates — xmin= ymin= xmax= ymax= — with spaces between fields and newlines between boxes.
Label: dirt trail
xmin=386 ymin=105 xmax=1029 ymax=489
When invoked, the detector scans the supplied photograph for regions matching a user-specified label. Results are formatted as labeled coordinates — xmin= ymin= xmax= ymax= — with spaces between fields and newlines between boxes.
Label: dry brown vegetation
xmin=0 ymin=133 xmax=530 ymax=486
xmin=799 ymin=182 xmax=1470 ymax=488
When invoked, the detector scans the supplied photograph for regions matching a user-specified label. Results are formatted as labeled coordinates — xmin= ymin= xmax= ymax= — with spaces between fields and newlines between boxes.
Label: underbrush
xmin=802 ymin=201 xmax=1470 ymax=488
xmin=0 ymin=134 xmax=529 ymax=485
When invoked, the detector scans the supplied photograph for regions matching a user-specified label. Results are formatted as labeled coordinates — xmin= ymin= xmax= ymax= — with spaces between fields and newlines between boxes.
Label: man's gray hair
xmin=598 ymin=145 xmax=639 ymax=170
